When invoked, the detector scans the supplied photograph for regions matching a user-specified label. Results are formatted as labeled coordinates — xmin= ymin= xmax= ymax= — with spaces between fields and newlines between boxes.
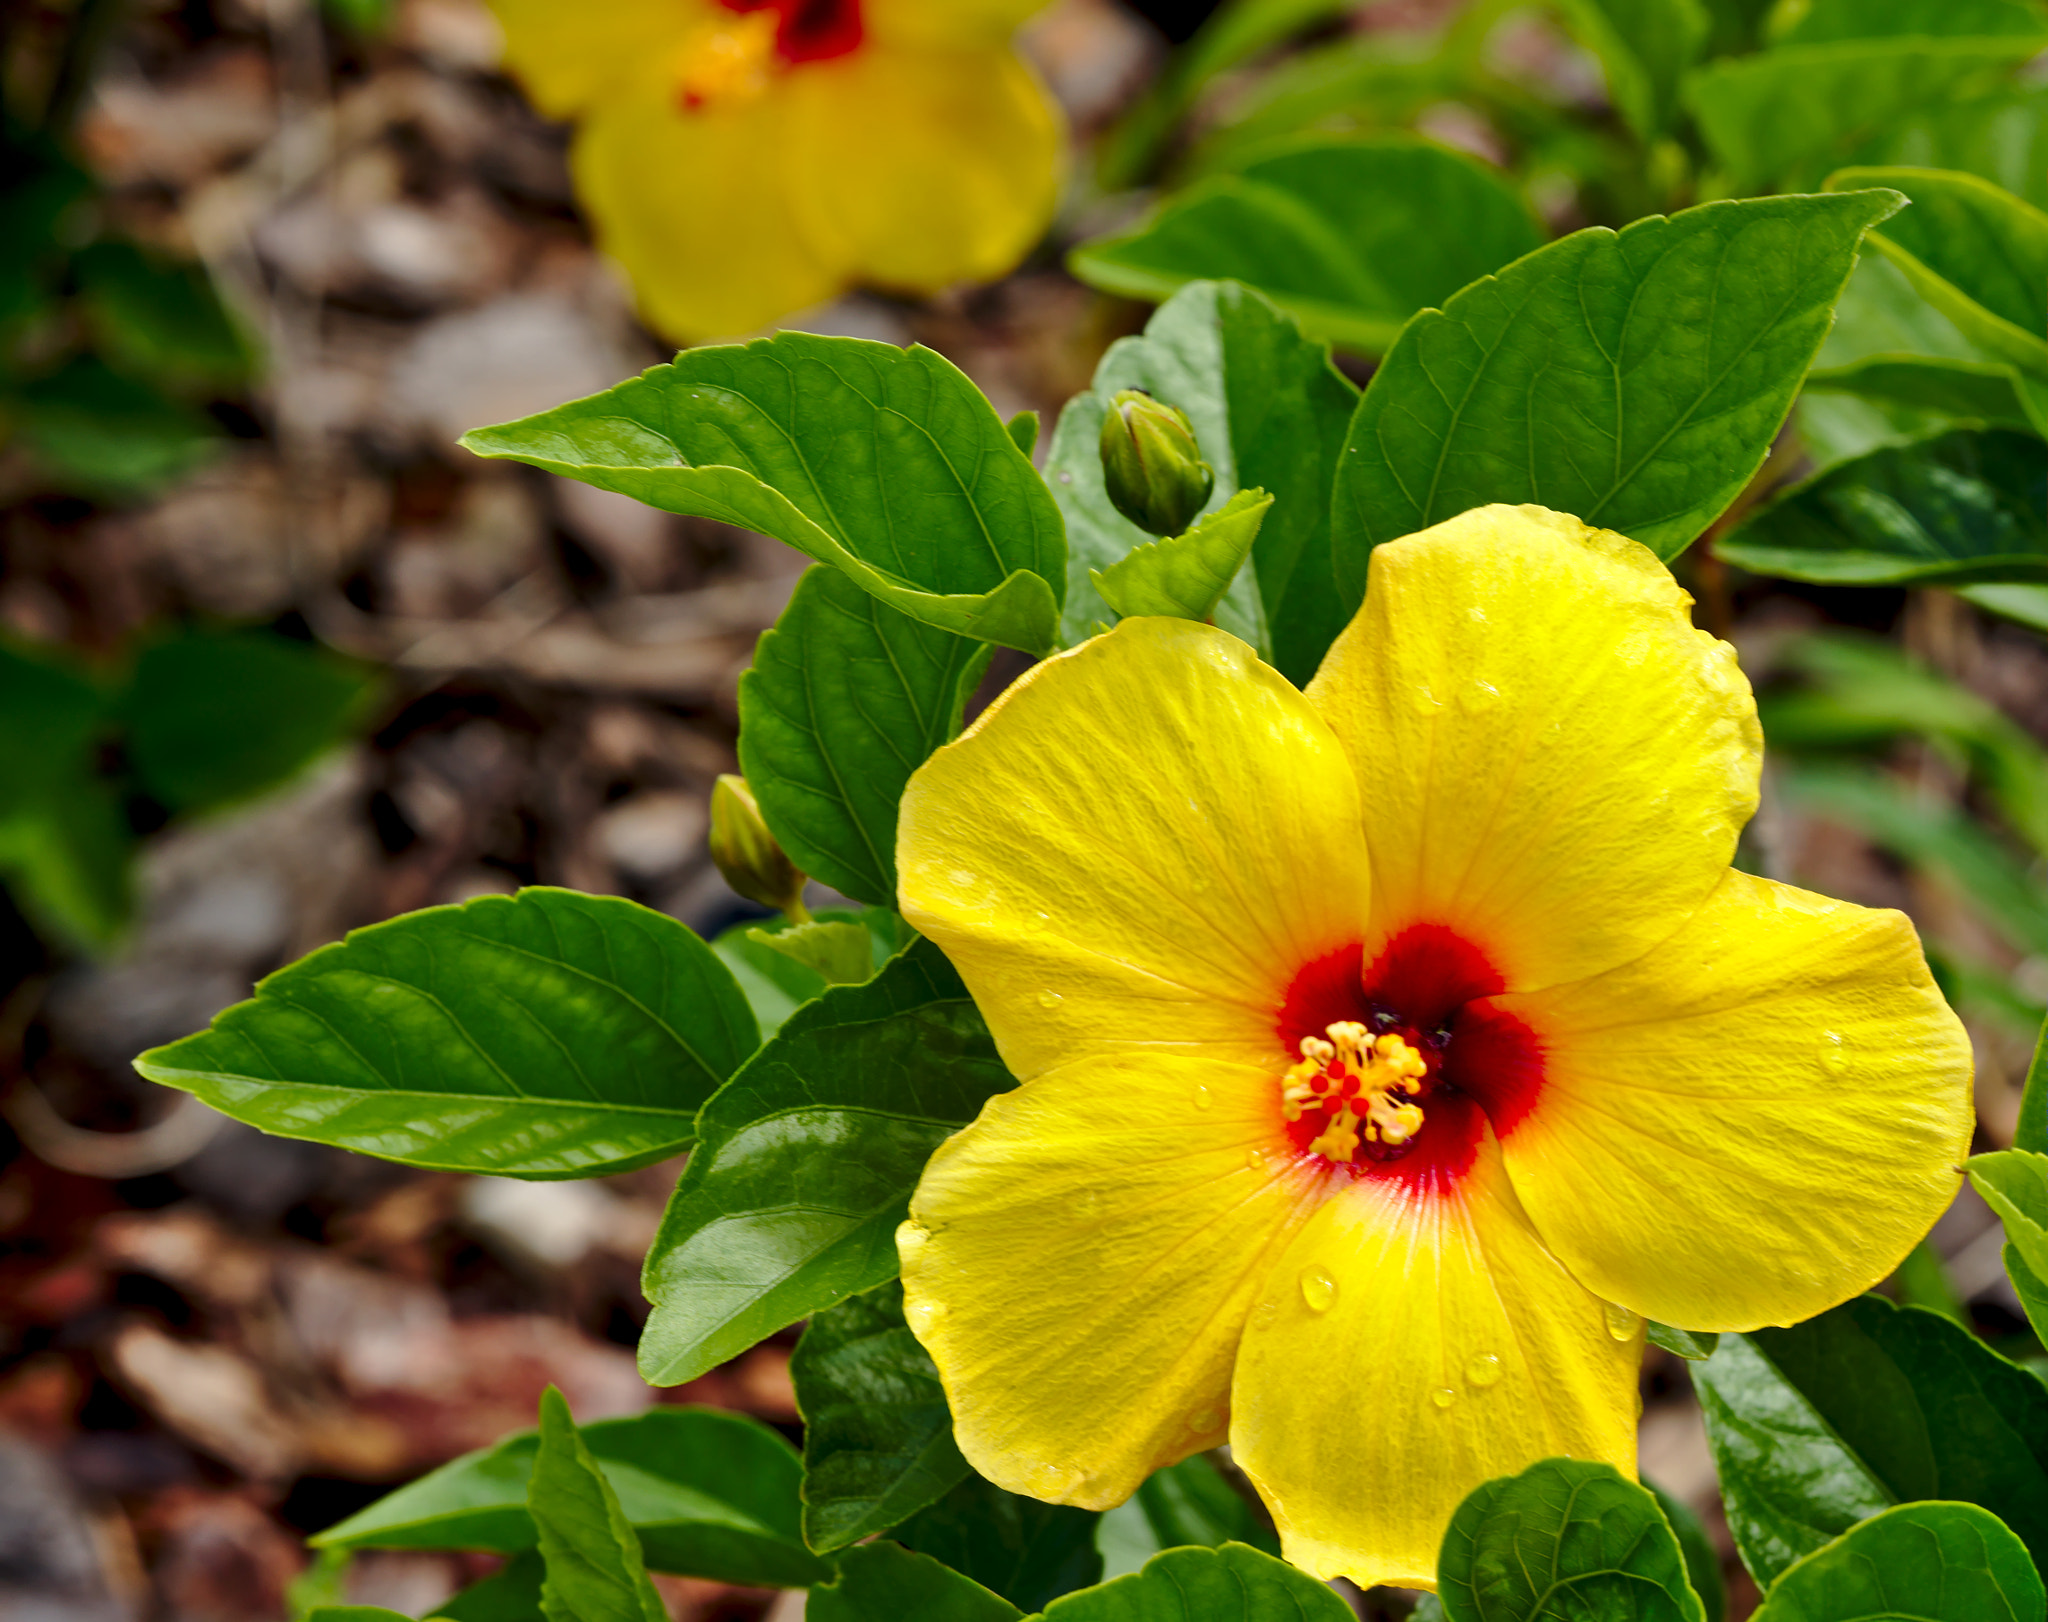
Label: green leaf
xmin=1648 ymin=1322 xmax=1721 ymax=1360
xmin=738 ymin=564 xmax=988 ymax=907
xmin=1804 ymin=356 xmax=2044 ymax=435
xmin=1852 ymin=85 xmax=2048 ymax=210
xmin=316 ymin=1406 xmax=827 ymax=1587
xmin=528 ymin=1389 xmax=667 ymax=1622
xmin=1692 ymin=1294 xmax=2048 ymax=1585
xmin=1650 ymin=1482 xmax=1727 ymax=1622
xmin=135 ymin=887 xmax=756 ymax=1179
xmin=1969 ymin=1149 xmax=2048 ymax=1342
xmin=709 ymin=908 xmax=905 ymax=1038
xmin=1776 ymin=762 xmax=2048 ymax=956
xmin=1044 ymin=281 xmax=1359 ymax=684
xmin=1130 ymin=1456 xmax=1279 ymax=1560
xmin=460 ymin=334 xmax=1066 ymax=656
xmin=896 ymin=1473 xmax=1102 ymax=1613
xmin=747 ymin=920 xmax=877 ymax=988
xmin=809 ymin=1541 xmax=1022 ymax=1622
xmin=1437 ymin=1458 xmax=1705 ymax=1622
xmin=73 ymin=237 xmax=254 ymax=389
xmin=0 ymin=636 xmax=105 ymax=817
xmin=2020 ymin=1011 xmax=2048 ymax=1153
xmin=14 ymin=354 xmax=218 ymax=497
xmin=432 ymin=1551 xmax=544 ymax=1620
xmin=1685 ymin=39 xmax=2047 ymax=191
xmin=1069 ymin=136 xmax=1543 ymax=354
xmin=638 ymin=938 xmax=1014 ymax=1387
xmin=119 ymin=627 xmax=377 ymax=816
xmin=1039 ymin=1541 xmax=1351 ymax=1622
xmin=1007 ymin=410 xmax=1039 ymax=459
xmin=1829 ymin=167 xmax=2048 ymax=383
xmin=1090 ymin=489 xmax=1270 ymax=622
xmin=1776 ymin=0 xmax=2048 ymax=44
xmin=1750 ymin=1501 xmax=2046 ymax=1622
xmin=0 ymin=766 xmax=134 ymax=949
xmin=791 ymin=1280 xmax=971 ymax=1554
xmin=1719 ymin=428 xmax=2046 ymax=585
xmin=1334 ymin=190 xmax=1900 ymax=582
xmin=1556 ymin=0 xmax=1711 ymax=142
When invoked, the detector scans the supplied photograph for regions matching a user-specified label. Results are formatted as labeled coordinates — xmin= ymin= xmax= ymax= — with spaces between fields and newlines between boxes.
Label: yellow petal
xmin=782 ymin=44 xmax=1062 ymax=296
xmin=489 ymin=0 xmax=705 ymax=120
xmin=897 ymin=618 xmax=1373 ymax=1081
xmin=899 ymin=1053 xmax=1322 ymax=1508
xmin=571 ymin=82 xmax=846 ymax=343
xmin=1483 ymin=868 xmax=1974 ymax=1333
xmin=1306 ymin=505 xmax=1760 ymax=993
xmin=865 ymin=0 xmax=1052 ymax=48
xmin=1230 ymin=1131 xmax=1641 ymax=1591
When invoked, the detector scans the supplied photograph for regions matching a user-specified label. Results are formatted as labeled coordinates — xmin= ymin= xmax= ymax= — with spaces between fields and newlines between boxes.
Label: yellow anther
xmin=1281 ymin=1019 xmax=1431 ymax=1159
xmin=1308 ymin=1111 xmax=1361 ymax=1162
xmin=1367 ymin=1095 xmax=1425 ymax=1145
xmin=674 ymin=11 xmax=779 ymax=112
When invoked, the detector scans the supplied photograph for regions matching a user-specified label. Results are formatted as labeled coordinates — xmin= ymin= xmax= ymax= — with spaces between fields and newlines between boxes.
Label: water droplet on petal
xmin=1430 ymin=1386 xmax=1457 ymax=1410
xmin=1245 ymin=1147 xmax=1268 ymax=1172
xmin=1604 ymin=1302 xmax=1643 ymax=1342
xmin=1298 ymin=1265 xmax=1337 ymax=1313
xmin=1465 ymin=1353 xmax=1503 ymax=1389
xmin=1037 ymin=989 xmax=1063 ymax=1009
xmin=1820 ymin=1031 xmax=1848 ymax=1075
xmin=1192 ymin=1083 xmax=1214 ymax=1110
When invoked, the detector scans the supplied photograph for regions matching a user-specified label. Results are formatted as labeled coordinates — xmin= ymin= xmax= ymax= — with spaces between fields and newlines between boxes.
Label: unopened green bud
xmin=710 ymin=774 xmax=807 ymax=918
xmin=1099 ymin=388 xmax=1214 ymax=538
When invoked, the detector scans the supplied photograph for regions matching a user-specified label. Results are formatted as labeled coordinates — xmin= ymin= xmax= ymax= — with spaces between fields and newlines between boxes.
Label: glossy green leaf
xmin=1750 ymin=1501 xmax=2045 ymax=1622
xmin=120 ymin=627 xmax=378 ymax=816
xmin=810 ymin=1541 xmax=1021 ymax=1622
xmin=1040 ymin=1541 xmax=1351 ymax=1622
xmin=1437 ymin=1458 xmax=1704 ymax=1622
xmin=1804 ymin=356 xmax=2043 ymax=434
xmin=748 ymin=920 xmax=874 ymax=987
xmin=638 ymin=938 xmax=1013 ymax=1387
xmin=316 ymin=1405 xmax=827 ymax=1587
xmin=1335 ymin=191 xmax=1898 ymax=583
xmin=1650 ymin=1483 xmax=1727 ymax=1622
xmin=738 ymin=564 xmax=988 ymax=907
xmin=1648 ymin=1322 xmax=1720 ymax=1360
xmin=896 ymin=1474 xmax=1102 ymax=1613
xmin=1693 ymin=1294 xmax=2048 ymax=1585
xmin=1830 ymin=167 xmax=2048 ymax=381
xmin=791 ymin=1280 xmax=970 ymax=1554
xmin=431 ymin=1551 xmax=543 ymax=1620
xmin=528 ymin=1389 xmax=666 ymax=1622
xmin=1091 ymin=490 xmax=1269 ymax=622
xmin=1969 ymin=1149 xmax=2048 ymax=1342
xmin=1777 ymin=762 xmax=2048 ymax=956
xmin=1043 ymin=280 xmax=1358 ymax=684
xmin=1557 ymin=0 xmax=1710 ymax=141
xmin=1719 ymin=428 xmax=2046 ymax=585
xmin=1685 ymin=40 xmax=2045 ymax=190
xmin=460 ymin=334 xmax=1066 ymax=655
xmin=1070 ymin=136 xmax=1542 ymax=354
xmin=1853 ymin=85 xmax=2048 ymax=210
xmin=2020 ymin=1011 xmax=2048 ymax=1153
xmin=136 ymin=888 xmax=756 ymax=1179
xmin=1130 ymin=1456 xmax=1279 ymax=1560
xmin=73 ymin=238 xmax=254 ymax=389
xmin=709 ymin=908 xmax=907 ymax=1039
xmin=15 ymin=354 xmax=218 ymax=497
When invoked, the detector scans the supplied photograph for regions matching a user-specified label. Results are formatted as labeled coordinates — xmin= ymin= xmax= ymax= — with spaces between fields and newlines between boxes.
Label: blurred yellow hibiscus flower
xmin=488 ymin=0 xmax=1064 ymax=340
xmin=893 ymin=505 xmax=1973 ymax=1590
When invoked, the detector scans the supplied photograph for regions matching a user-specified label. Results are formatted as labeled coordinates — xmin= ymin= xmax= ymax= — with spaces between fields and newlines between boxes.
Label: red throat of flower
xmin=1276 ymin=924 xmax=1543 ymax=1194
xmin=718 ymin=0 xmax=864 ymax=63
xmin=676 ymin=1 xmax=862 ymax=112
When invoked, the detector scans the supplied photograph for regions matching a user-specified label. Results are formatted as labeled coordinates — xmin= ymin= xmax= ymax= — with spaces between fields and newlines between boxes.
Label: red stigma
xmin=717 ymin=0 xmax=863 ymax=63
xmin=1275 ymin=923 xmax=1544 ymax=1193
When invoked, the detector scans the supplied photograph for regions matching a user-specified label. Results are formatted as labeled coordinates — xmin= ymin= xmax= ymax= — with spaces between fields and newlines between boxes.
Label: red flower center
xmin=716 ymin=0 xmax=864 ymax=64
xmin=1276 ymin=924 xmax=1544 ymax=1193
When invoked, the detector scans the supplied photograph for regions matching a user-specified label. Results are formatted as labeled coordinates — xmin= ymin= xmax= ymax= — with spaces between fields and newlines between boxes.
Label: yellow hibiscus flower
xmin=488 ymin=0 xmax=1063 ymax=341
xmin=893 ymin=505 xmax=1973 ymax=1591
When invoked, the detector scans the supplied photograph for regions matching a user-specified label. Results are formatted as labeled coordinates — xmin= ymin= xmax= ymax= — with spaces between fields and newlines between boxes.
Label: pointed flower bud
xmin=1099 ymin=389 xmax=1214 ymax=538
xmin=710 ymin=774 xmax=808 ymax=918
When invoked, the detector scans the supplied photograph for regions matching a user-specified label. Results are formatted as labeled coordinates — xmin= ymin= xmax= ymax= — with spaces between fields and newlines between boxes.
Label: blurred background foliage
xmin=0 ymin=0 xmax=2043 ymax=1617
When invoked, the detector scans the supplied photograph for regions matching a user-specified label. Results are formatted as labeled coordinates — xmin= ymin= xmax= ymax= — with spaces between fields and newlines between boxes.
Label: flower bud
xmin=710 ymin=774 xmax=807 ymax=916
xmin=1099 ymin=389 xmax=1214 ymax=538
